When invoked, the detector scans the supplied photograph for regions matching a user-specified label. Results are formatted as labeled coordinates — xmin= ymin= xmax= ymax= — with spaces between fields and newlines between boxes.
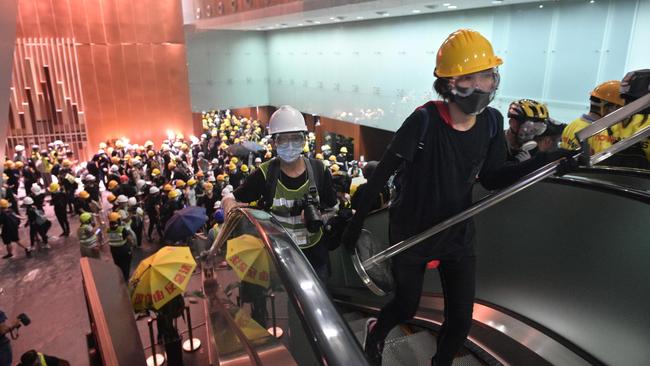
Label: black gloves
xmin=341 ymin=216 xmax=364 ymax=253
xmin=544 ymin=148 xmax=580 ymax=176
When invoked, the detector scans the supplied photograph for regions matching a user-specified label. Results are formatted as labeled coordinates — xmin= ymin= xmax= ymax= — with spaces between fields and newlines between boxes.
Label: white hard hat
xmin=128 ymin=197 xmax=137 ymax=206
xmin=117 ymin=195 xmax=128 ymax=203
xmin=207 ymin=175 xmax=216 ymax=182
xmin=254 ymin=157 xmax=262 ymax=163
xmin=85 ymin=174 xmax=96 ymax=181
xmin=225 ymin=184 xmax=233 ymax=191
xmin=149 ymin=186 xmax=160 ymax=194
xmin=31 ymin=185 xmax=42 ymax=195
xmin=211 ymin=158 xmax=219 ymax=164
xmin=136 ymin=179 xmax=146 ymax=189
xmin=110 ymin=165 xmax=119 ymax=172
xmin=23 ymin=196 xmax=34 ymax=205
xmin=214 ymin=200 xmax=222 ymax=209
xmin=15 ymin=145 xmax=24 ymax=152
xmin=136 ymin=207 xmax=144 ymax=216
xmin=221 ymin=188 xmax=231 ymax=196
xmin=268 ymin=105 xmax=307 ymax=135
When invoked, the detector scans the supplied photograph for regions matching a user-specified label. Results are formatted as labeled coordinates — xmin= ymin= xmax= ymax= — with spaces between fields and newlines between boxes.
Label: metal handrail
xmin=361 ymin=157 xmax=568 ymax=270
xmin=589 ymin=122 xmax=650 ymax=166
xmin=208 ymin=208 xmax=370 ymax=366
xmin=575 ymin=93 xmax=650 ymax=143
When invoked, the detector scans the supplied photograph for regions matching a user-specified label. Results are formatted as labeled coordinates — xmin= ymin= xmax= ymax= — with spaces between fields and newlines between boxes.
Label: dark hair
xmin=362 ymin=161 xmax=378 ymax=179
xmin=433 ymin=78 xmax=453 ymax=100
xmin=20 ymin=350 xmax=38 ymax=365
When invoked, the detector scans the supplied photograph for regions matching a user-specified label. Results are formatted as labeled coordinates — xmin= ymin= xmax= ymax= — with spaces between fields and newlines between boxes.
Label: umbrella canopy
xmin=227 ymin=142 xmax=265 ymax=158
xmin=163 ymin=206 xmax=207 ymax=242
xmin=226 ymin=234 xmax=271 ymax=288
xmin=128 ymin=246 xmax=196 ymax=311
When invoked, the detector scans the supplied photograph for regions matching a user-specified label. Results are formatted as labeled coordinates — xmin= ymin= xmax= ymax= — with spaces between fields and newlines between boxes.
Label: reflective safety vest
xmin=78 ymin=224 xmax=98 ymax=248
xmin=259 ymin=161 xmax=323 ymax=249
xmin=561 ymin=115 xmax=620 ymax=154
xmin=107 ymin=226 xmax=127 ymax=247
xmin=38 ymin=352 xmax=48 ymax=366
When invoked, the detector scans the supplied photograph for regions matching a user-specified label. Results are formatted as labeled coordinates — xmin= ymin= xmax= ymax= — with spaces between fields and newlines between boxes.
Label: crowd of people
xmin=1 ymin=28 xmax=649 ymax=366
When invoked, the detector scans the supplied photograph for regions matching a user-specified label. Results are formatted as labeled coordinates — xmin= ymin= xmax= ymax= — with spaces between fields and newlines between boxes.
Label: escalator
xmin=199 ymin=167 xmax=650 ymax=365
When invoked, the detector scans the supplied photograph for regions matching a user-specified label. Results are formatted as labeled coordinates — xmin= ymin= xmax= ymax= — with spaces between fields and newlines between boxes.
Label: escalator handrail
xmin=364 ymin=168 xmax=650 ymax=222
xmin=212 ymin=208 xmax=370 ymax=366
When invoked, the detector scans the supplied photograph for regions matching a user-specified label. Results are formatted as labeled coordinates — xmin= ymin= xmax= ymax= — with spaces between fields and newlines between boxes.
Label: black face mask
xmin=452 ymin=90 xmax=494 ymax=116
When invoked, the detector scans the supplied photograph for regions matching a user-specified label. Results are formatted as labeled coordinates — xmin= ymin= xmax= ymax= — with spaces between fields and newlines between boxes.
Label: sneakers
xmin=2 ymin=253 xmax=13 ymax=259
xmin=363 ymin=317 xmax=383 ymax=365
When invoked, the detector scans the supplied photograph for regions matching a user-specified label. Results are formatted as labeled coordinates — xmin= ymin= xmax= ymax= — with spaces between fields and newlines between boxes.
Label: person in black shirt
xmin=342 ymin=29 xmax=574 ymax=366
xmin=49 ymin=183 xmax=70 ymax=237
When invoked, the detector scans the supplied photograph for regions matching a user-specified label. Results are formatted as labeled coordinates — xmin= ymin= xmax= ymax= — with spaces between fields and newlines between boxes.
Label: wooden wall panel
xmin=8 ymin=0 xmax=192 ymax=159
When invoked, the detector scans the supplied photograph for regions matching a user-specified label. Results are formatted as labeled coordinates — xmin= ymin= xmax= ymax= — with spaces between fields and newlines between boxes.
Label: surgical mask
xmin=277 ymin=142 xmax=303 ymax=163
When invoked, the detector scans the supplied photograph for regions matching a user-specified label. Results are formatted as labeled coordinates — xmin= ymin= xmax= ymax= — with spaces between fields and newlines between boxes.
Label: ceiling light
xmin=334 ymin=18 xmax=341 ymax=22
xmin=492 ymin=0 xmax=504 ymax=4
xmin=356 ymin=16 xmax=364 ymax=19
xmin=442 ymin=2 xmax=451 ymax=6
xmin=539 ymin=4 xmax=544 ymax=8
xmin=589 ymin=0 xmax=595 ymax=3
xmin=315 ymin=21 xmax=321 ymax=24
xmin=448 ymin=5 xmax=457 ymax=9
xmin=297 ymin=23 xmax=303 ymax=26
xmin=412 ymin=9 xmax=421 ymax=13
xmin=329 ymin=17 xmax=335 ymax=20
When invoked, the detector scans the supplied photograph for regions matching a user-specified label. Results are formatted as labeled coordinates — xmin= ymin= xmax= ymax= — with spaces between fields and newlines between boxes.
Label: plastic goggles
xmin=517 ymin=120 xmax=547 ymax=142
xmin=450 ymin=69 xmax=500 ymax=98
xmin=275 ymin=133 xmax=305 ymax=145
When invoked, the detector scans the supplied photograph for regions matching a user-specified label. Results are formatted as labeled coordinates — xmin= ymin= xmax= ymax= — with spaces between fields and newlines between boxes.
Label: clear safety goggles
xmin=275 ymin=132 xmax=305 ymax=146
xmin=450 ymin=69 xmax=500 ymax=97
xmin=517 ymin=120 xmax=547 ymax=142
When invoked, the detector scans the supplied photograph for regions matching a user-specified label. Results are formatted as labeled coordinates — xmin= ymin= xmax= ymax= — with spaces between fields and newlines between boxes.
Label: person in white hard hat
xmin=223 ymin=105 xmax=338 ymax=281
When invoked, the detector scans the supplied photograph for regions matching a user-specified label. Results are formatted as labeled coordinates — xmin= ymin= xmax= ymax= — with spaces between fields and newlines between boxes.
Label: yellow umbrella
xmin=226 ymin=234 xmax=270 ymax=288
xmin=128 ymin=246 xmax=196 ymax=311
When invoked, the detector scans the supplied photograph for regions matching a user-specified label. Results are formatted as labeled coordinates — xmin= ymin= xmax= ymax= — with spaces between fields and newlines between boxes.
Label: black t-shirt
xmin=387 ymin=102 xmax=507 ymax=259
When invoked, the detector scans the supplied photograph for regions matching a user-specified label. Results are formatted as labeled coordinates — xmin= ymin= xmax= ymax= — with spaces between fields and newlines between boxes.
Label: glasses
xmin=275 ymin=133 xmax=305 ymax=145
xmin=451 ymin=69 xmax=500 ymax=97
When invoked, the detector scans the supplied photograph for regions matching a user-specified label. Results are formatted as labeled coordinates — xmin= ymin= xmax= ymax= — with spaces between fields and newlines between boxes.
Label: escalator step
xmin=342 ymin=312 xmax=365 ymax=322
xmin=382 ymin=331 xmax=485 ymax=366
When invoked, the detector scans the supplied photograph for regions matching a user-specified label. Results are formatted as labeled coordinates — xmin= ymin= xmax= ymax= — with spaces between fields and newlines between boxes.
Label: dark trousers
xmin=55 ymin=209 xmax=69 ymax=234
xmin=110 ymin=245 xmax=132 ymax=282
xmin=29 ymin=222 xmax=50 ymax=247
xmin=131 ymin=221 xmax=143 ymax=247
xmin=370 ymin=254 xmax=476 ymax=366
xmin=147 ymin=215 xmax=162 ymax=239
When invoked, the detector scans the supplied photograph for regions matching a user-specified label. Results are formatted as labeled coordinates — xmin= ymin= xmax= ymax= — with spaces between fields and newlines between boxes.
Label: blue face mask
xmin=277 ymin=142 xmax=303 ymax=163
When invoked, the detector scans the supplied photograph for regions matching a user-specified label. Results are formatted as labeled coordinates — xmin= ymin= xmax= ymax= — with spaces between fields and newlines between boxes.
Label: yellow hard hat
xmin=111 ymin=156 xmax=120 ymax=164
xmin=591 ymin=80 xmax=625 ymax=106
xmin=80 ymin=212 xmax=93 ymax=223
xmin=108 ymin=211 xmax=121 ymax=222
xmin=241 ymin=164 xmax=249 ymax=172
xmin=331 ymin=164 xmax=340 ymax=172
xmin=203 ymin=182 xmax=214 ymax=191
xmin=168 ymin=162 xmax=176 ymax=169
xmin=229 ymin=164 xmax=237 ymax=172
xmin=217 ymin=174 xmax=226 ymax=182
xmin=0 ymin=199 xmax=10 ymax=209
xmin=49 ymin=182 xmax=60 ymax=192
xmin=231 ymin=157 xmax=239 ymax=164
xmin=315 ymin=153 xmax=324 ymax=160
xmin=168 ymin=189 xmax=179 ymax=199
xmin=14 ymin=161 xmax=24 ymax=169
xmin=187 ymin=178 xmax=197 ymax=186
xmin=107 ymin=193 xmax=117 ymax=203
xmin=151 ymin=168 xmax=161 ymax=176
xmin=181 ymin=143 xmax=189 ymax=151
xmin=62 ymin=159 xmax=72 ymax=167
xmin=163 ymin=183 xmax=173 ymax=192
xmin=328 ymin=155 xmax=337 ymax=162
xmin=340 ymin=146 xmax=348 ymax=153
xmin=78 ymin=190 xmax=90 ymax=199
xmin=147 ymin=150 xmax=155 ymax=157
xmin=108 ymin=180 xmax=119 ymax=190
xmin=435 ymin=29 xmax=503 ymax=77
xmin=175 ymin=180 xmax=186 ymax=188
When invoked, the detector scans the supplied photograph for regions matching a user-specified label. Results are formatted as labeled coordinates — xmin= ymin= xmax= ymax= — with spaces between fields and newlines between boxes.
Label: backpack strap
xmin=417 ymin=107 xmax=430 ymax=151
xmin=262 ymin=158 xmax=281 ymax=210
xmin=302 ymin=157 xmax=321 ymax=205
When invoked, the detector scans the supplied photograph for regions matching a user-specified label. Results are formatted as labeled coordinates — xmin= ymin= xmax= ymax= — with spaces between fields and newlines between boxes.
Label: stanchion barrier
xmin=146 ymin=317 xmax=166 ymax=366
xmin=266 ymin=292 xmax=283 ymax=338
xmin=182 ymin=306 xmax=202 ymax=352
